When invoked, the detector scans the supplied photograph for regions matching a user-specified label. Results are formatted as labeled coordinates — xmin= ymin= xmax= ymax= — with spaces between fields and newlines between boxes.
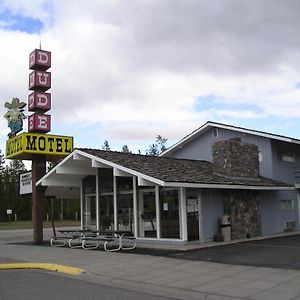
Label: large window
xmin=280 ymin=199 xmax=294 ymax=211
xmin=278 ymin=151 xmax=296 ymax=163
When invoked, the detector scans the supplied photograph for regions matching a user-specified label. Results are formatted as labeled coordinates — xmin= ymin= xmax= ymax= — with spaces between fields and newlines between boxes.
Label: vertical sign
xmin=28 ymin=49 xmax=52 ymax=133
xmin=28 ymin=49 xmax=51 ymax=244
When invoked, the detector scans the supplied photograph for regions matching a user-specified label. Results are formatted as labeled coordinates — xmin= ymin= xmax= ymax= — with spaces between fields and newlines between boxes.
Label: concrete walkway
xmin=1 ymin=228 xmax=300 ymax=300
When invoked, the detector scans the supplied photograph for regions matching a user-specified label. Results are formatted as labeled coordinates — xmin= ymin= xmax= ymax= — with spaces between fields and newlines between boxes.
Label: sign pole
xmin=32 ymin=156 xmax=46 ymax=244
xmin=4 ymin=48 xmax=73 ymax=245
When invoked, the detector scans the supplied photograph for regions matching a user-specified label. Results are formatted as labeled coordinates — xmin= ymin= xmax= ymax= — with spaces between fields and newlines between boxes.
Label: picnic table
xmin=82 ymin=230 xmax=136 ymax=251
xmin=50 ymin=229 xmax=92 ymax=248
xmin=50 ymin=229 xmax=136 ymax=252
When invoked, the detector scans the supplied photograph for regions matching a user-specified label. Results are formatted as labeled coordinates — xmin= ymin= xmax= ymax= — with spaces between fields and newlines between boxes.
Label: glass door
xmin=83 ymin=194 xmax=96 ymax=230
xmin=139 ymin=190 xmax=157 ymax=238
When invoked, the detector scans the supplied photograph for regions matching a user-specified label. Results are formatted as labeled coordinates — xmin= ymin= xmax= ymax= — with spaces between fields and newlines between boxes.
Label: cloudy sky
xmin=1 ymin=0 xmax=300 ymax=157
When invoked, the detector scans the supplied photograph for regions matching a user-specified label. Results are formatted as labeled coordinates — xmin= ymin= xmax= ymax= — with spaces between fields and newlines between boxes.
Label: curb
xmin=0 ymin=263 xmax=85 ymax=276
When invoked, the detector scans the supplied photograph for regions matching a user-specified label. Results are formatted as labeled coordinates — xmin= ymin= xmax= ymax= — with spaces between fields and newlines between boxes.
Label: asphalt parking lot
xmin=130 ymin=234 xmax=300 ymax=270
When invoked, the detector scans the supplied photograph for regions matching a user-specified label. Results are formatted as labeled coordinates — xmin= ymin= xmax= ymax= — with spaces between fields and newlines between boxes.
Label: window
xmin=280 ymin=199 xmax=294 ymax=211
xmin=258 ymin=151 xmax=263 ymax=162
xmin=278 ymin=151 xmax=296 ymax=162
xmin=213 ymin=128 xmax=218 ymax=138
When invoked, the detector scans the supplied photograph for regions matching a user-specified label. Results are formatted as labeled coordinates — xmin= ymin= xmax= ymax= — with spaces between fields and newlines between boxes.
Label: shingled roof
xmin=78 ymin=148 xmax=293 ymax=189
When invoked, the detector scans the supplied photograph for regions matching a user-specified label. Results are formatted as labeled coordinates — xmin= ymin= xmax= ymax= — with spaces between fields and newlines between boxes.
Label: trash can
xmin=221 ymin=215 xmax=231 ymax=242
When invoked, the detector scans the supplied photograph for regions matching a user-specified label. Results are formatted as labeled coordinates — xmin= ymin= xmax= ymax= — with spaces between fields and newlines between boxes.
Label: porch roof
xmin=37 ymin=148 xmax=294 ymax=191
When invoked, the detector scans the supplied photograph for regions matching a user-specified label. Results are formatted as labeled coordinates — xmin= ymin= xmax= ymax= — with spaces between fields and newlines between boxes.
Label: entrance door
xmin=187 ymin=197 xmax=199 ymax=241
xmin=139 ymin=190 xmax=157 ymax=238
xmin=83 ymin=194 xmax=96 ymax=230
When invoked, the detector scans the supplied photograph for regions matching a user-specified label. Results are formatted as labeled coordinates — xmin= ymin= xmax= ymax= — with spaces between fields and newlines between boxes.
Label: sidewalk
xmin=1 ymin=228 xmax=300 ymax=300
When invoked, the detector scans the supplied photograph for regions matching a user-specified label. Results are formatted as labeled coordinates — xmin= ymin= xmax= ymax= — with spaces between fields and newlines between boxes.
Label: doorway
xmin=139 ymin=190 xmax=157 ymax=238
xmin=83 ymin=194 xmax=96 ymax=230
xmin=186 ymin=189 xmax=203 ymax=241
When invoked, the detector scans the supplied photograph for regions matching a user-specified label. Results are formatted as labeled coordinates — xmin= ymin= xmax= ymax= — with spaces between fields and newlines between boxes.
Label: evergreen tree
xmin=102 ymin=140 xmax=111 ymax=151
xmin=1 ymin=160 xmax=27 ymax=221
xmin=146 ymin=135 xmax=168 ymax=156
xmin=122 ymin=144 xmax=130 ymax=153
xmin=156 ymin=135 xmax=168 ymax=153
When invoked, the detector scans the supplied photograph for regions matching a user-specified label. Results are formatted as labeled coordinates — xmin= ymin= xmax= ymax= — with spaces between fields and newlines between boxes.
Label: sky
xmin=1 ymin=0 xmax=300 ymax=160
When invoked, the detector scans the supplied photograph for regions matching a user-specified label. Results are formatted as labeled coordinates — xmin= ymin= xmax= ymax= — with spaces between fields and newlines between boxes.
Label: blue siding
xmin=171 ymin=128 xmax=274 ymax=178
xmin=169 ymin=124 xmax=300 ymax=238
xmin=172 ymin=130 xmax=214 ymax=161
xmin=260 ymin=191 xmax=299 ymax=234
xmin=271 ymin=140 xmax=300 ymax=184
xmin=201 ymin=189 xmax=223 ymax=241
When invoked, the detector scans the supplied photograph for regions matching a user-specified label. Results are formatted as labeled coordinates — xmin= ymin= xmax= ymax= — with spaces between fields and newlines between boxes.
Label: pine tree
xmin=146 ymin=135 xmax=168 ymax=156
xmin=122 ymin=145 xmax=130 ymax=153
xmin=102 ymin=140 xmax=111 ymax=151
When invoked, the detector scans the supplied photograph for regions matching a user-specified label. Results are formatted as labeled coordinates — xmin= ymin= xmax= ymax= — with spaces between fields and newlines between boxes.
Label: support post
xmin=179 ymin=187 xmax=188 ymax=241
xmin=133 ymin=176 xmax=138 ymax=237
xmin=80 ymin=180 xmax=84 ymax=229
xmin=96 ymin=169 xmax=100 ymax=230
xmin=155 ymin=185 xmax=161 ymax=239
xmin=32 ymin=156 xmax=46 ymax=245
xmin=113 ymin=176 xmax=118 ymax=230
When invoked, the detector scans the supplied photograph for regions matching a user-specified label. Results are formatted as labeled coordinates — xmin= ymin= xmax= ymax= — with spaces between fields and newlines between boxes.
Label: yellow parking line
xmin=0 ymin=263 xmax=85 ymax=276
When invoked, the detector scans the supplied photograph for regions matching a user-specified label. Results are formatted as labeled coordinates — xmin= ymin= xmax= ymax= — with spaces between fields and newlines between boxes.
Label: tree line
xmin=0 ymin=151 xmax=32 ymax=221
xmin=102 ymin=135 xmax=168 ymax=155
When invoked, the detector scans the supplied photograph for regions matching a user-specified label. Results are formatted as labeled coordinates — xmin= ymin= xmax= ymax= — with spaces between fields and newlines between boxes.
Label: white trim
xmin=133 ymin=177 xmax=138 ymax=238
xmin=92 ymin=159 xmax=111 ymax=168
xmin=298 ymin=194 xmax=300 ymax=229
xmin=76 ymin=149 xmax=165 ymax=186
xmin=41 ymin=177 xmax=81 ymax=187
xmin=155 ymin=185 xmax=161 ymax=239
xmin=138 ymin=190 xmax=144 ymax=237
xmin=161 ymin=121 xmax=300 ymax=156
xmin=37 ymin=149 xmax=165 ymax=187
xmin=179 ymin=187 xmax=187 ymax=241
xmin=165 ymin=182 xmax=294 ymax=190
xmin=80 ymin=179 xmax=83 ymax=229
xmin=96 ymin=169 xmax=100 ymax=230
xmin=114 ymin=168 xmax=132 ymax=177
xmin=198 ymin=190 xmax=204 ymax=242
xmin=56 ymin=166 xmax=97 ymax=176
xmin=113 ymin=175 xmax=118 ymax=230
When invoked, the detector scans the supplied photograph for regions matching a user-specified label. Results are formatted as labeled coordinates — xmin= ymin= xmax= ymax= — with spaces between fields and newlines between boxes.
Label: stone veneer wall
xmin=223 ymin=190 xmax=261 ymax=240
xmin=213 ymin=138 xmax=259 ymax=178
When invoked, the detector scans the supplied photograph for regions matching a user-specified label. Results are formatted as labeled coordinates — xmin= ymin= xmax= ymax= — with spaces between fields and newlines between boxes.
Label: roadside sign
xmin=7 ymin=209 xmax=12 ymax=215
xmin=20 ymin=171 xmax=32 ymax=195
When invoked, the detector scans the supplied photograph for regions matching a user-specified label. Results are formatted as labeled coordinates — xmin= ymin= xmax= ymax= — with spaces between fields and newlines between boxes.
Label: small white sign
xmin=163 ymin=202 xmax=168 ymax=211
xmin=20 ymin=171 xmax=32 ymax=195
xmin=7 ymin=209 xmax=12 ymax=215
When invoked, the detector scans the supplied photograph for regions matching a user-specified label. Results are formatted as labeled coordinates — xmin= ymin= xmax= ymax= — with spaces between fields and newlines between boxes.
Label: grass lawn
xmin=0 ymin=220 xmax=81 ymax=230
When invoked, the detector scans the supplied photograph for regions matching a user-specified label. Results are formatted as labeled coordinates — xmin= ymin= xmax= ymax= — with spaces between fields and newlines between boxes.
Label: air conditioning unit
xmin=284 ymin=221 xmax=296 ymax=232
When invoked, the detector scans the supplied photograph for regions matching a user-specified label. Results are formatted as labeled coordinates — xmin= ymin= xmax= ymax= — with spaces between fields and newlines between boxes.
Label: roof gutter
xmin=165 ymin=182 xmax=295 ymax=190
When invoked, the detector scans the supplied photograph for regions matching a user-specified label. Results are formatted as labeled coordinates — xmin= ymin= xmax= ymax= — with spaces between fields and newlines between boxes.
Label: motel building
xmin=37 ymin=122 xmax=299 ymax=245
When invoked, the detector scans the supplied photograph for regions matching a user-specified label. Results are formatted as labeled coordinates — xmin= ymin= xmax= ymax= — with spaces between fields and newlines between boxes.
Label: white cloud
xmin=1 ymin=0 xmax=300 ymax=155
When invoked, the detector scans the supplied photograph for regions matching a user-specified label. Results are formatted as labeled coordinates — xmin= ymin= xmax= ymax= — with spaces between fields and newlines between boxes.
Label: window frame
xmin=280 ymin=199 xmax=294 ymax=211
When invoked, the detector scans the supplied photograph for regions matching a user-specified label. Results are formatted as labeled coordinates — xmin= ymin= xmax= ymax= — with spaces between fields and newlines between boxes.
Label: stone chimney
xmin=212 ymin=138 xmax=259 ymax=178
